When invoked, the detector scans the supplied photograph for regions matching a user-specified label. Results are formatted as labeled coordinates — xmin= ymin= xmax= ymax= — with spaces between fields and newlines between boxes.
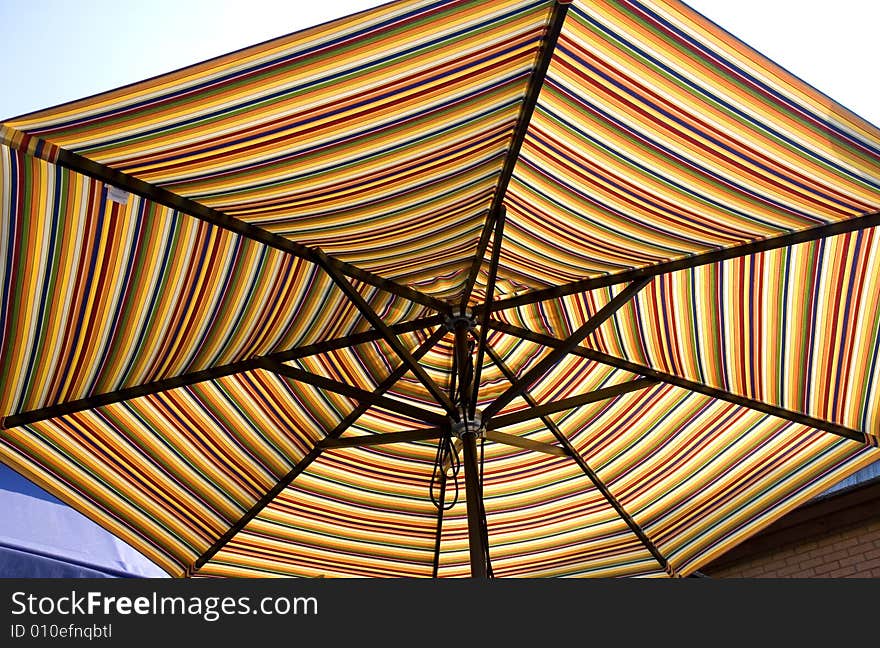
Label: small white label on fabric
xmin=106 ymin=186 xmax=130 ymax=205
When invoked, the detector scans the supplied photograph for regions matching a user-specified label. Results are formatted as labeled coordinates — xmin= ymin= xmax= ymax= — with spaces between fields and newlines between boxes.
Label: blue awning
xmin=0 ymin=465 xmax=167 ymax=578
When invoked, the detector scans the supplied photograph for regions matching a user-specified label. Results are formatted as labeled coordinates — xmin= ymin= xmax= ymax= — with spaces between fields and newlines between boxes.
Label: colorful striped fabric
xmin=497 ymin=0 xmax=880 ymax=292
xmin=2 ymin=0 xmax=879 ymax=578
xmin=588 ymin=229 xmax=880 ymax=435
xmin=0 ymin=371 xmax=355 ymax=576
xmin=0 ymin=143 xmax=429 ymax=419
xmin=4 ymin=0 xmax=556 ymax=301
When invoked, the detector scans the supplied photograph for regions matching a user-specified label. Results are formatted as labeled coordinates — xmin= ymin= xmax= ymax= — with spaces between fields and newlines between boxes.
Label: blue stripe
xmin=65 ymin=5 xmax=542 ymax=153
xmin=31 ymin=1 xmax=484 ymax=131
xmin=182 ymin=383 xmax=279 ymax=489
xmin=575 ymin=3 xmax=880 ymax=188
xmin=626 ymin=0 xmax=880 ymax=160
xmin=537 ymin=99 xmax=817 ymax=229
xmin=179 ymin=94 xmax=523 ymax=199
xmin=89 ymin=47 xmax=534 ymax=167
xmin=802 ymin=241 xmax=824 ymax=413
xmin=560 ymin=41 xmax=863 ymax=211
xmin=830 ymin=230 xmax=860 ymax=421
xmin=111 ymin=399 xmax=242 ymax=519
xmin=87 ymin=182 xmax=148 ymax=396
xmin=688 ymin=266 xmax=708 ymax=384
xmin=779 ymin=247 xmax=793 ymax=404
xmin=267 ymin=163 xmax=503 ymax=228
xmin=154 ymin=224 xmax=215 ymax=371
xmin=52 ymin=185 xmax=108 ymax=398
xmin=746 ymin=256 xmax=757 ymax=397
xmin=637 ymin=401 xmax=753 ymax=526
xmin=544 ymin=76 xmax=827 ymax=223
xmin=0 ymin=149 xmax=21 ymax=411
xmin=117 ymin=206 xmax=180 ymax=386
xmin=179 ymin=234 xmax=245 ymax=369
xmin=527 ymin=109 xmax=780 ymax=240
xmin=514 ymin=158 xmax=707 ymax=261
xmin=18 ymin=161 xmax=64 ymax=411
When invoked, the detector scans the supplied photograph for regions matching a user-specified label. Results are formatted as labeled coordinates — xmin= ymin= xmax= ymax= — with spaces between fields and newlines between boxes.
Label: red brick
xmin=832 ymin=537 xmax=861 ymax=552
xmin=858 ymin=557 xmax=880 ymax=571
xmin=827 ymin=566 xmax=859 ymax=577
xmin=774 ymin=564 xmax=807 ymax=577
xmin=814 ymin=561 xmax=841 ymax=576
xmin=846 ymin=542 xmax=875 ymax=556
xmin=838 ymin=553 xmax=869 ymax=568
xmin=776 ymin=546 xmax=802 ymax=559
xmin=823 ymin=549 xmax=851 ymax=563
xmin=806 ymin=546 xmax=834 ymax=559
xmin=797 ymin=557 xmax=825 ymax=570
xmin=798 ymin=540 xmax=821 ymax=552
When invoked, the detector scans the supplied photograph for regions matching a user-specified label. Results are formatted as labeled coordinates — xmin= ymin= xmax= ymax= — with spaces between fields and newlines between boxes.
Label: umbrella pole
xmin=450 ymin=315 xmax=488 ymax=578
xmin=461 ymin=430 xmax=487 ymax=579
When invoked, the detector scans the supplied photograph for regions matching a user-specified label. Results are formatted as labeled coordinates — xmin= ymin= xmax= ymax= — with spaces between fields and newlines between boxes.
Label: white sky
xmin=0 ymin=0 xmax=878 ymax=125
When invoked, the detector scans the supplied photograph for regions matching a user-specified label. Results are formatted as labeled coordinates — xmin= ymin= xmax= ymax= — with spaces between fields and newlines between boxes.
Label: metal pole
xmin=461 ymin=430 xmax=487 ymax=579
xmin=453 ymin=319 xmax=472 ymax=420
xmin=451 ymin=316 xmax=487 ymax=578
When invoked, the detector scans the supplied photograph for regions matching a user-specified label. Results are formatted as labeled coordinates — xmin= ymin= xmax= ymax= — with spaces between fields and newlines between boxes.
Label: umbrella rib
xmin=0 ymin=126 xmax=447 ymax=314
xmin=262 ymin=361 xmax=447 ymax=426
xmin=314 ymin=249 xmax=457 ymax=417
xmin=191 ymin=327 xmax=447 ymax=574
xmin=487 ymin=378 xmax=658 ymax=429
xmin=318 ymin=427 xmax=444 ymax=449
xmin=281 ymin=314 xmax=445 ymax=359
xmin=481 ymin=278 xmax=652 ymax=421
xmin=488 ymin=319 xmax=871 ymax=445
xmin=0 ymin=315 xmax=443 ymax=430
xmin=482 ymin=343 xmax=674 ymax=576
xmin=483 ymin=430 xmax=570 ymax=457
xmin=469 ymin=206 xmax=506 ymax=419
xmin=482 ymin=210 xmax=880 ymax=313
xmin=458 ymin=1 xmax=570 ymax=307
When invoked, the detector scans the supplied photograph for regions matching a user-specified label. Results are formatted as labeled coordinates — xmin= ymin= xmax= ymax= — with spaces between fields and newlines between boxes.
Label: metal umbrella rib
xmin=482 ymin=343 xmax=674 ymax=576
xmin=459 ymin=1 xmax=571 ymax=308
xmin=481 ymin=210 xmax=880 ymax=314
xmin=192 ymin=327 xmax=447 ymax=572
xmin=0 ymin=127 xmax=448 ymax=316
xmin=481 ymin=278 xmax=652 ymax=421
xmin=487 ymin=320 xmax=870 ymax=445
xmin=314 ymin=249 xmax=457 ymax=418
xmin=486 ymin=378 xmax=658 ymax=429
xmin=1 ymin=315 xmax=444 ymax=430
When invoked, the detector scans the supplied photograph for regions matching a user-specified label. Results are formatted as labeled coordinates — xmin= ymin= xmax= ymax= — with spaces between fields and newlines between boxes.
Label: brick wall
xmin=702 ymin=481 xmax=880 ymax=578
xmin=706 ymin=516 xmax=880 ymax=578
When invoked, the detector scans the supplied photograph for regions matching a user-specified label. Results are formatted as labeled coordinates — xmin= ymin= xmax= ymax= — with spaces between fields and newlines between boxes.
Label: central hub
xmin=447 ymin=305 xmax=482 ymax=436
xmin=443 ymin=306 xmax=476 ymax=332
xmin=451 ymin=412 xmax=484 ymax=439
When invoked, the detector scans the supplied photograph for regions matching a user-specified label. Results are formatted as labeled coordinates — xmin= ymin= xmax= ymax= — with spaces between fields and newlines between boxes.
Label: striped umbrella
xmin=1 ymin=0 xmax=878 ymax=578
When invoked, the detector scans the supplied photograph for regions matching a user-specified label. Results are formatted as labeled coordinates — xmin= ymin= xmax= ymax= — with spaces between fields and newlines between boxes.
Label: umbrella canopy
xmin=1 ymin=0 xmax=879 ymax=578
